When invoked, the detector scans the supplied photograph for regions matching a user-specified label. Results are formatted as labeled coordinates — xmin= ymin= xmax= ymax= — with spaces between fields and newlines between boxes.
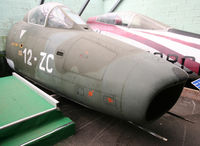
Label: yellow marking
xmin=15 ymin=43 xmax=18 ymax=47
xmin=11 ymin=42 xmax=20 ymax=47
xmin=18 ymin=50 xmax=22 ymax=56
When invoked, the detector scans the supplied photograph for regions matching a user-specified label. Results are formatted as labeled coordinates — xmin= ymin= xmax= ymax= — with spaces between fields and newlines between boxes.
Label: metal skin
xmin=6 ymin=3 xmax=188 ymax=124
xmin=87 ymin=12 xmax=200 ymax=83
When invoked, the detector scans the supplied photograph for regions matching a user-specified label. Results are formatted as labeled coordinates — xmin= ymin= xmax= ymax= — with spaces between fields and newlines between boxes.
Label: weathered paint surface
xmin=5 ymin=3 xmax=188 ymax=123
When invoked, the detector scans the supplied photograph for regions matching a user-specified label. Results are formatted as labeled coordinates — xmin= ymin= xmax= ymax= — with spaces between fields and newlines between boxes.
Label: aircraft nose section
xmin=122 ymin=55 xmax=188 ymax=123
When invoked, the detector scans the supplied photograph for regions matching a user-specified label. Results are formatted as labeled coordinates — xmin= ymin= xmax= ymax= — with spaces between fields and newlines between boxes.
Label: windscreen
xmin=28 ymin=2 xmax=63 ymax=26
xmin=61 ymin=7 xmax=86 ymax=25
xmin=29 ymin=7 xmax=47 ymax=25
xmin=96 ymin=13 xmax=126 ymax=26
xmin=128 ymin=13 xmax=169 ymax=30
xmin=47 ymin=7 xmax=73 ymax=29
xmin=96 ymin=12 xmax=169 ymax=30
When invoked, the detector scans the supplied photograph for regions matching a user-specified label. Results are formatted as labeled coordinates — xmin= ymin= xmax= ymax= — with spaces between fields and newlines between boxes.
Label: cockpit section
xmin=96 ymin=12 xmax=170 ymax=30
xmin=23 ymin=2 xmax=86 ymax=29
xmin=47 ymin=6 xmax=73 ymax=29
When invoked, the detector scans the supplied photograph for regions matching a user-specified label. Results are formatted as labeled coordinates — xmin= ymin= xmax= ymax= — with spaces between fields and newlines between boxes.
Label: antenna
xmin=109 ymin=0 xmax=123 ymax=13
xmin=79 ymin=0 xmax=90 ymax=16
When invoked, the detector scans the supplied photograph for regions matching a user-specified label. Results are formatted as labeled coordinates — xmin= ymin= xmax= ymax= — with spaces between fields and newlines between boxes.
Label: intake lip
xmin=145 ymin=67 xmax=188 ymax=121
xmin=145 ymin=81 xmax=186 ymax=121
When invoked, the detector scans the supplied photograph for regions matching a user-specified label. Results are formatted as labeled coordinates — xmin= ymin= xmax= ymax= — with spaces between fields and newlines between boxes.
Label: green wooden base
xmin=0 ymin=110 xmax=75 ymax=146
xmin=0 ymin=75 xmax=75 ymax=145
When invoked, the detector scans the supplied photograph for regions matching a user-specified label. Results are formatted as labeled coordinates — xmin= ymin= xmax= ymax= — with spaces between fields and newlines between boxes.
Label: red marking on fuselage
xmin=108 ymin=97 xmax=114 ymax=103
xmin=88 ymin=90 xmax=94 ymax=97
xmin=138 ymin=30 xmax=200 ymax=50
xmin=88 ymin=21 xmax=200 ymax=74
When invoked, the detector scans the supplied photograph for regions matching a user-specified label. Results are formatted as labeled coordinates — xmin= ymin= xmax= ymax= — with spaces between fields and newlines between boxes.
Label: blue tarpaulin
xmin=192 ymin=78 xmax=200 ymax=90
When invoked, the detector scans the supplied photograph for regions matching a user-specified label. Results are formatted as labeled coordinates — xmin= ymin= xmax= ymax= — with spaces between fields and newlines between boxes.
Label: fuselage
xmin=5 ymin=3 xmax=188 ymax=124
xmin=6 ymin=20 xmax=188 ymax=124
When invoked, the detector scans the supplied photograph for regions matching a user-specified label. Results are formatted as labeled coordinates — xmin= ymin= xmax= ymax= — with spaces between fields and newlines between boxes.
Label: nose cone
xmin=122 ymin=54 xmax=188 ymax=123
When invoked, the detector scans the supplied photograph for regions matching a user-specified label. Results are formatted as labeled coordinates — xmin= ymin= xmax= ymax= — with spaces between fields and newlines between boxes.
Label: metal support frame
xmin=40 ymin=0 xmax=45 ymax=5
xmin=109 ymin=0 xmax=123 ymax=13
xmin=79 ymin=0 xmax=90 ymax=16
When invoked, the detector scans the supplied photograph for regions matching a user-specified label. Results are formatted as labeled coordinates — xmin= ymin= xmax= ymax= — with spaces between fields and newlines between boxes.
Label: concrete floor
xmin=55 ymin=88 xmax=200 ymax=146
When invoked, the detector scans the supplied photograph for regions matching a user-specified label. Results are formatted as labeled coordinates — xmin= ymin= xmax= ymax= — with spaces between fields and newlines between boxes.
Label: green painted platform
xmin=0 ymin=76 xmax=55 ymax=127
xmin=0 ymin=73 xmax=75 ymax=145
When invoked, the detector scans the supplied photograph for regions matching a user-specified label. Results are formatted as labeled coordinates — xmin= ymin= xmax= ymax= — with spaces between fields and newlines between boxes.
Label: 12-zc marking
xmin=23 ymin=48 xmax=54 ymax=73
xmin=23 ymin=48 xmax=32 ymax=66
xmin=39 ymin=52 xmax=54 ymax=73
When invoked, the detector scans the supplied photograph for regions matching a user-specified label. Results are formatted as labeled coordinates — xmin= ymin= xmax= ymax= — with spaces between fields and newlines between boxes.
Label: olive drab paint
xmin=6 ymin=2 xmax=188 ymax=124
